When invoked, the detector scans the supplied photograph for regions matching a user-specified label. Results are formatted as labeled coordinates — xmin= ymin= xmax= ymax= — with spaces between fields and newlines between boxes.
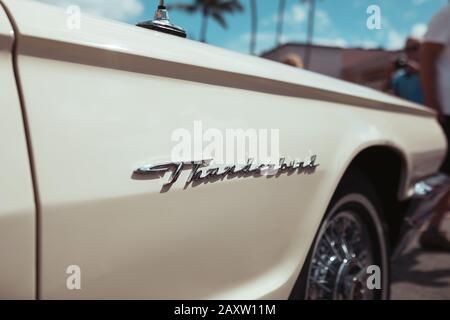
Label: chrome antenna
xmin=136 ymin=0 xmax=187 ymax=38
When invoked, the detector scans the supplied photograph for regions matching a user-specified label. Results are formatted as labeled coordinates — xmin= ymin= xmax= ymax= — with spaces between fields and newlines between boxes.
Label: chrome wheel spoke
xmin=306 ymin=210 xmax=375 ymax=300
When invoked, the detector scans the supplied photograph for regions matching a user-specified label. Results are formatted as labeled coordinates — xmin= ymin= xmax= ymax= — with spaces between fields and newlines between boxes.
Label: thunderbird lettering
xmin=134 ymin=156 xmax=319 ymax=188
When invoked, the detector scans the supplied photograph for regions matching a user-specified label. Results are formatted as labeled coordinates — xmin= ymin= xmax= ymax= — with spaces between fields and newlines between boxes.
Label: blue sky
xmin=40 ymin=0 xmax=449 ymax=54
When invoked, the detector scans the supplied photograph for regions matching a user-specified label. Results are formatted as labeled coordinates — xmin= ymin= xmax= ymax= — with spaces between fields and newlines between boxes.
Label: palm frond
xmin=216 ymin=0 xmax=244 ymax=12
xmin=211 ymin=12 xmax=227 ymax=28
xmin=167 ymin=3 xmax=200 ymax=14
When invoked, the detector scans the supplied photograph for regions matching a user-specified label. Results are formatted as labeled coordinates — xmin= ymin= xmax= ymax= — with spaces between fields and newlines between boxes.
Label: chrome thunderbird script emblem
xmin=134 ymin=156 xmax=318 ymax=191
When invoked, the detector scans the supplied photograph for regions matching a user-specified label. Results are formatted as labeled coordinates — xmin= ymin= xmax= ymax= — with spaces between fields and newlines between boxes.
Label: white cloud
xmin=219 ymin=1 xmax=344 ymax=54
xmin=410 ymin=23 xmax=427 ymax=39
xmin=315 ymin=9 xmax=331 ymax=29
xmin=282 ymin=4 xmax=330 ymax=30
xmin=36 ymin=0 xmax=144 ymax=21
xmin=262 ymin=3 xmax=332 ymax=38
xmin=292 ymin=4 xmax=307 ymax=23
xmin=386 ymin=30 xmax=405 ymax=50
xmin=263 ymin=3 xmax=307 ymax=27
xmin=360 ymin=40 xmax=378 ymax=49
xmin=314 ymin=37 xmax=347 ymax=48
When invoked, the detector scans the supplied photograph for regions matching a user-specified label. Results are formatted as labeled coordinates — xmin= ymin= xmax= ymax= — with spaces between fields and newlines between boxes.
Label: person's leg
xmin=420 ymin=117 xmax=450 ymax=250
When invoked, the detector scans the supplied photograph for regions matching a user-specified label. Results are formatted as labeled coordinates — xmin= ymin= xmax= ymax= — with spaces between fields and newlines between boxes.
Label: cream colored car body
xmin=0 ymin=0 xmax=446 ymax=299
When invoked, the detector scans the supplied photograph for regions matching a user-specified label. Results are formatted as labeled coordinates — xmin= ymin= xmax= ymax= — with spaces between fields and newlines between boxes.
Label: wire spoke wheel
xmin=301 ymin=189 xmax=389 ymax=300
xmin=306 ymin=210 xmax=375 ymax=300
xmin=290 ymin=170 xmax=390 ymax=301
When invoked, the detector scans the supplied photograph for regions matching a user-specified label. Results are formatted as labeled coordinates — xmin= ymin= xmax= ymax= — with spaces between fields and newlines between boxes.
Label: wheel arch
xmin=344 ymin=145 xmax=410 ymax=250
xmin=289 ymin=147 xmax=402 ymax=300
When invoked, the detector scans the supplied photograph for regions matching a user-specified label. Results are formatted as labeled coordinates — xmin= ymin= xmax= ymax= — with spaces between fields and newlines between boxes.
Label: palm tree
xmin=302 ymin=0 xmax=317 ymax=69
xmin=276 ymin=0 xmax=286 ymax=46
xmin=169 ymin=0 xmax=243 ymax=43
xmin=249 ymin=0 xmax=257 ymax=55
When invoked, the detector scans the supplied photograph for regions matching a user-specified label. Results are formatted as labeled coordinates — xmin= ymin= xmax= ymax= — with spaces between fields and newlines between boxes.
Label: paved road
xmin=391 ymin=216 xmax=450 ymax=299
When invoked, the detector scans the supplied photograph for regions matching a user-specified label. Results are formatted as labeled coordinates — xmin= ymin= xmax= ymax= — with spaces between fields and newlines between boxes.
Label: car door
xmin=0 ymin=4 xmax=35 ymax=299
xmin=5 ymin=0 xmax=340 ymax=299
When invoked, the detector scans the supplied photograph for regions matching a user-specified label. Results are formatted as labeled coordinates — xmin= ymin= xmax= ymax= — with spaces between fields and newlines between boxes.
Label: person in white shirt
xmin=420 ymin=3 xmax=450 ymax=251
